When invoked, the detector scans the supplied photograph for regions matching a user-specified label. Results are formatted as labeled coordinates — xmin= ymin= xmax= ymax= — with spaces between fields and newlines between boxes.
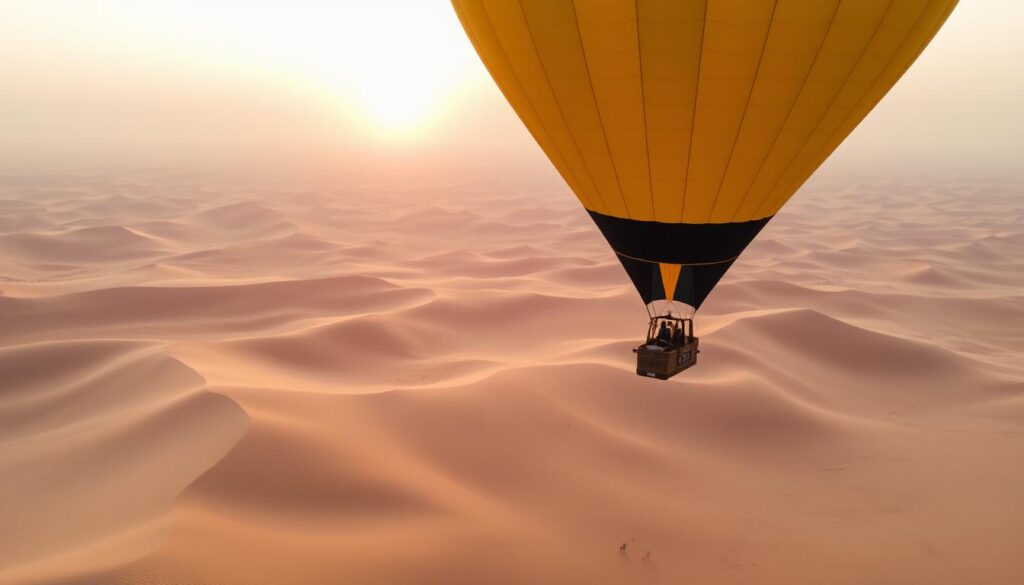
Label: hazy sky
xmin=1 ymin=1 xmax=1021 ymax=174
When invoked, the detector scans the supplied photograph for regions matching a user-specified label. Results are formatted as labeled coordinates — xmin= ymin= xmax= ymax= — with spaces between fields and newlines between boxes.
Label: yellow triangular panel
xmin=659 ymin=263 xmax=681 ymax=300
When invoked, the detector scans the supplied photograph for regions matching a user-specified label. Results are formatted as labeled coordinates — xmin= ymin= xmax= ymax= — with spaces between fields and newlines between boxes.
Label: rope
xmin=614 ymin=250 xmax=739 ymax=267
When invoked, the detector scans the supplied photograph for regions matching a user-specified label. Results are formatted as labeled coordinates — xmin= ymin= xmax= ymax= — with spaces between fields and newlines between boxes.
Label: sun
xmin=308 ymin=3 xmax=479 ymax=138
xmin=45 ymin=1 xmax=483 ymax=141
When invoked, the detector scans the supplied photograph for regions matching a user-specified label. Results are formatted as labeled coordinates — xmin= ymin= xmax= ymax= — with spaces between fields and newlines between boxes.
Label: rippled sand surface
xmin=1 ymin=169 xmax=1022 ymax=584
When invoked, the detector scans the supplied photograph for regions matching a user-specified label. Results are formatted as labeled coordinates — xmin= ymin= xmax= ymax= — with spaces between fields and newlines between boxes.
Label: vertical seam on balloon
xmin=469 ymin=0 xmax=592 ymax=212
xmin=748 ymin=0 xmax=903 ymax=219
xmin=515 ymin=0 xmax=611 ymax=214
xmin=704 ymin=0 xmax=779 ymax=223
xmin=569 ymin=0 xmax=634 ymax=219
xmin=727 ymin=0 xmax=845 ymax=222
xmin=635 ymin=0 xmax=656 ymax=221
xmin=679 ymin=0 xmax=710 ymax=223
xmin=759 ymin=0 xmax=957 ymax=218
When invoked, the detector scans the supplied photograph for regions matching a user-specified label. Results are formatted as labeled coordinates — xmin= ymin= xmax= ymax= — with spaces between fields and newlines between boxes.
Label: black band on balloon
xmin=587 ymin=211 xmax=772 ymax=265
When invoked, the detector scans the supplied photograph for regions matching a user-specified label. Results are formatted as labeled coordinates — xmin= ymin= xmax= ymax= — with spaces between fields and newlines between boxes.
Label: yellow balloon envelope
xmin=453 ymin=0 xmax=957 ymax=309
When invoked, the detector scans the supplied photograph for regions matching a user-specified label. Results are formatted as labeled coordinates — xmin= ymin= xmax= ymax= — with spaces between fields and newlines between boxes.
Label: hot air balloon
xmin=452 ymin=0 xmax=958 ymax=378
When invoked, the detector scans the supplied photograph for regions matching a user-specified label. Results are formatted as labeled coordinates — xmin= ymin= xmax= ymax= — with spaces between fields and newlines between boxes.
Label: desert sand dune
xmin=0 ymin=168 xmax=1022 ymax=584
xmin=0 ymin=340 xmax=247 ymax=585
